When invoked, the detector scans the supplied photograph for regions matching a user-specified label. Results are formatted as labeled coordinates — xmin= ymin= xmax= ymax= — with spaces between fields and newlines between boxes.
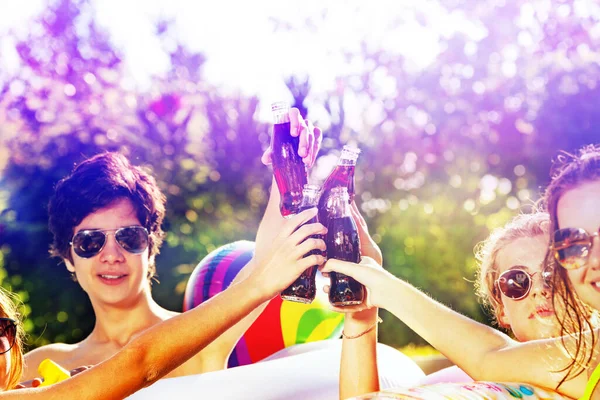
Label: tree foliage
xmin=1 ymin=0 xmax=599 ymax=349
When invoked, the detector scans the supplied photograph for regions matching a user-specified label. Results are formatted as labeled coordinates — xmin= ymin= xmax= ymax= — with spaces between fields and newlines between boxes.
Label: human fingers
xmin=70 ymin=365 xmax=93 ymax=376
xmin=350 ymin=205 xmax=383 ymax=264
xmin=279 ymin=207 xmax=319 ymax=238
xmin=296 ymin=121 xmax=310 ymax=158
xmin=292 ymin=236 xmax=327 ymax=260
xmin=15 ymin=378 xmax=42 ymax=389
xmin=289 ymin=222 xmax=327 ymax=247
xmin=295 ymin=252 xmax=327 ymax=273
xmin=310 ymin=126 xmax=322 ymax=166
xmin=289 ymin=107 xmax=304 ymax=138
xmin=350 ymin=201 xmax=368 ymax=228
xmin=301 ymin=119 xmax=315 ymax=165
xmin=321 ymin=257 xmax=383 ymax=285
xmin=261 ymin=147 xmax=273 ymax=166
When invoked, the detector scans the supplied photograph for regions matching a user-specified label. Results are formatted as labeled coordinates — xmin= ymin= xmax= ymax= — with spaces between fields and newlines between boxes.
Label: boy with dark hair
xmin=23 ymin=109 xmax=323 ymax=381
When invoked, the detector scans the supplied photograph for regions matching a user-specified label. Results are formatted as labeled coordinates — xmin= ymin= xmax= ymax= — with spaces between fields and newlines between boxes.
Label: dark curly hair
xmin=48 ymin=152 xmax=166 ymax=280
xmin=541 ymin=144 xmax=600 ymax=388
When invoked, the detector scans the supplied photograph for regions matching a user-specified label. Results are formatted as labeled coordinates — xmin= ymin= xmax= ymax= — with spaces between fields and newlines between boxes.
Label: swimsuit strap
xmin=581 ymin=362 xmax=600 ymax=400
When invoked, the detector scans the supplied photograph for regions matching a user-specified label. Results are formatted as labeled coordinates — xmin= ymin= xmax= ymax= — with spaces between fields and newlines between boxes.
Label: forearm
xmin=201 ymin=178 xmax=283 ymax=360
xmin=129 ymin=278 xmax=268 ymax=384
xmin=340 ymin=312 xmax=379 ymax=400
xmin=203 ymin=260 xmax=269 ymax=364
xmin=379 ymin=275 xmax=587 ymax=389
xmin=202 ymin=178 xmax=283 ymax=361
xmin=255 ymin=177 xmax=284 ymax=252
xmin=6 ymin=278 xmax=269 ymax=400
xmin=379 ymin=276 xmax=516 ymax=379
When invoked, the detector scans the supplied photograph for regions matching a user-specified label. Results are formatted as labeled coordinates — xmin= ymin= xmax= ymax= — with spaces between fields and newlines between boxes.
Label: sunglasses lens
xmin=498 ymin=270 xmax=531 ymax=300
xmin=541 ymin=269 xmax=553 ymax=287
xmin=553 ymin=228 xmax=590 ymax=269
xmin=72 ymin=230 xmax=106 ymax=258
xmin=0 ymin=319 xmax=16 ymax=354
xmin=115 ymin=227 xmax=149 ymax=254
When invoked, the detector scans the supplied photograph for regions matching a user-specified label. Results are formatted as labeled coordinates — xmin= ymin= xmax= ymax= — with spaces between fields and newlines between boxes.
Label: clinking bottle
xmin=280 ymin=184 xmax=322 ymax=304
xmin=318 ymin=145 xmax=360 ymax=230
xmin=325 ymin=186 xmax=365 ymax=307
xmin=270 ymin=101 xmax=309 ymax=217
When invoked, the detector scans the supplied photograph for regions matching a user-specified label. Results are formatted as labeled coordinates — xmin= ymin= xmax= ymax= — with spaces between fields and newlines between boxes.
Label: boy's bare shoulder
xmin=23 ymin=342 xmax=81 ymax=380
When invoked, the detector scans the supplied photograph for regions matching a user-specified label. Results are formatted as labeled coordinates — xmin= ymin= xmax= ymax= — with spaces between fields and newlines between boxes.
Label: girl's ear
xmin=497 ymin=305 xmax=510 ymax=328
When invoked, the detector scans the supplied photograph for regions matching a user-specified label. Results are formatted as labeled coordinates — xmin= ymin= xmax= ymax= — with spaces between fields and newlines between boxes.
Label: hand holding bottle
xmin=336 ymin=201 xmax=381 ymax=327
xmin=261 ymin=107 xmax=322 ymax=168
xmin=265 ymin=103 xmax=318 ymax=216
xmin=281 ymin=185 xmax=325 ymax=304
xmin=350 ymin=201 xmax=382 ymax=265
xmin=247 ymin=207 xmax=327 ymax=299
xmin=320 ymin=256 xmax=395 ymax=313
xmin=325 ymin=187 xmax=365 ymax=307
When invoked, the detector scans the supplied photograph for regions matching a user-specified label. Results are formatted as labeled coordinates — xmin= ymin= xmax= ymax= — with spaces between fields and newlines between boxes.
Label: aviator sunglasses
xmin=552 ymin=227 xmax=599 ymax=270
xmin=0 ymin=318 xmax=17 ymax=355
xmin=70 ymin=226 xmax=149 ymax=259
xmin=495 ymin=268 xmax=552 ymax=301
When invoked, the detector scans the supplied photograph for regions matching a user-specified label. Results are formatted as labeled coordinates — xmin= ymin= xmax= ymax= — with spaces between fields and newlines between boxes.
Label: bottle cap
xmin=271 ymin=101 xmax=290 ymax=124
xmin=339 ymin=146 xmax=361 ymax=163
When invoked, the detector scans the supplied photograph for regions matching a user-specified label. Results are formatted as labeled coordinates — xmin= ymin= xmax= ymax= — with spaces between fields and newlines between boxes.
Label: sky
xmin=0 ymin=0 xmax=474 ymax=104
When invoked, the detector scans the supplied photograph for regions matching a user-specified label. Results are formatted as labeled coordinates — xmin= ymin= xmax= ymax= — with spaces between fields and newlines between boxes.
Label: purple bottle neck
xmin=271 ymin=101 xmax=290 ymax=124
xmin=337 ymin=147 xmax=360 ymax=166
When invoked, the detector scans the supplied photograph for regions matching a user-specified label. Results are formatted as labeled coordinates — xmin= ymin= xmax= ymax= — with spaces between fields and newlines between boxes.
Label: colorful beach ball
xmin=183 ymin=240 xmax=344 ymax=368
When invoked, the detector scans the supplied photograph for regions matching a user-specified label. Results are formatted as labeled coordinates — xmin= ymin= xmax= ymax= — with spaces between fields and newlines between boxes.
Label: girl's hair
xmin=0 ymin=287 xmax=24 ymax=389
xmin=541 ymin=144 xmax=600 ymax=387
xmin=475 ymin=212 xmax=550 ymax=326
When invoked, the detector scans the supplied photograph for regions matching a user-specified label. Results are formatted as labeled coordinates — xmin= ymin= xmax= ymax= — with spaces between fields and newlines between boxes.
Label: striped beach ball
xmin=183 ymin=240 xmax=344 ymax=367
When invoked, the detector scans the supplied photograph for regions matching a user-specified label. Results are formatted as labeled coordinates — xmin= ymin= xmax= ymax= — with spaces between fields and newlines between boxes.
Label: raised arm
xmin=198 ymin=108 xmax=323 ymax=367
xmin=4 ymin=209 xmax=327 ymax=400
xmin=321 ymin=257 xmax=588 ymax=399
xmin=336 ymin=202 xmax=382 ymax=399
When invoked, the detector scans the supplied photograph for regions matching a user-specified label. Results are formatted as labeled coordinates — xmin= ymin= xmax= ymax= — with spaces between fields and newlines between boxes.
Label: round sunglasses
xmin=70 ymin=226 xmax=149 ymax=259
xmin=552 ymin=227 xmax=599 ymax=270
xmin=495 ymin=268 xmax=553 ymax=301
xmin=0 ymin=318 xmax=17 ymax=355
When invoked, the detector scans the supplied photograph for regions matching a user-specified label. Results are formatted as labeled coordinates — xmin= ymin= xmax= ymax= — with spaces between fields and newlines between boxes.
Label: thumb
xmin=261 ymin=148 xmax=273 ymax=165
xmin=322 ymin=258 xmax=358 ymax=276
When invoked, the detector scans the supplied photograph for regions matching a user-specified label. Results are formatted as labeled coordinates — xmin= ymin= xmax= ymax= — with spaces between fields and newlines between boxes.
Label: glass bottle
xmin=325 ymin=186 xmax=365 ymax=306
xmin=281 ymin=184 xmax=322 ymax=303
xmin=271 ymin=101 xmax=308 ymax=217
xmin=318 ymin=146 xmax=360 ymax=229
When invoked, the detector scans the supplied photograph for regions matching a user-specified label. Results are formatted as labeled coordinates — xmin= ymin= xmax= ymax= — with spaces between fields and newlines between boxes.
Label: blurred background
xmin=0 ymin=0 xmax=599 ymax=352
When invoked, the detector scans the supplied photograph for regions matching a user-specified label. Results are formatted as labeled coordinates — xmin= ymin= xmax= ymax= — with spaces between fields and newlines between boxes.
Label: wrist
xmin=237 ymin=273 xmax=274 ymax=305
xmin=375 ymin=273 xmax=399 ymax=309
xmin=342 ymin=316 xmax=382 ymax=339
xmin=346 ymin=308 xmax=378 ymax=324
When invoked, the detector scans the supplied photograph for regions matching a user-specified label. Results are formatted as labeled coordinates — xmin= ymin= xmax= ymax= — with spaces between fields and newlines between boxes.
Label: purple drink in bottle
xmin=281 ymin=184 xmax=323 ymax=304
xmin=271 ymin=101 xmax=308 ymax=217
xmin=326 ymin=186 xmax=365 ymax=306
xmin=318 ymin=146 xmax=360 ymax=229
